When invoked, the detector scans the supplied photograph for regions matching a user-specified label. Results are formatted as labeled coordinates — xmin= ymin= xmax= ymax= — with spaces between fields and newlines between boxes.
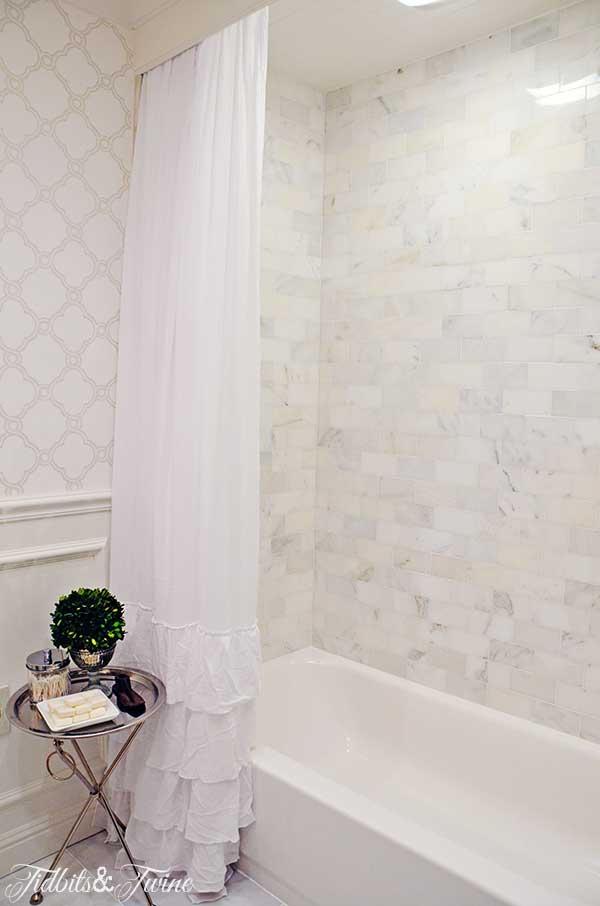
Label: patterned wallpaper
xmin=0 ymin=0 xmax=133 ymax=496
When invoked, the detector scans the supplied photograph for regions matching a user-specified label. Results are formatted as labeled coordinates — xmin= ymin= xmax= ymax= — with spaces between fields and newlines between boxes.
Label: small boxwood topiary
xmin=50 ymin=587 xmax=126 ymax=653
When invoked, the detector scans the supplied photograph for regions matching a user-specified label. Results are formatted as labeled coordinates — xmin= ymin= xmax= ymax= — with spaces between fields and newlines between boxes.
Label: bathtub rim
xmin=248 ymin=742 xmax=595 ymax=906
xmin=262 ymin=645 xmax=600 ymax=759
xmin=249 ymin=646 xmax=600 ymax=906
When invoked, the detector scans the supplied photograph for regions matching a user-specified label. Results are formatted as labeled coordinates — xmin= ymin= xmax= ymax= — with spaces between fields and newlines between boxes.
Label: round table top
xmin=8 ymin=666 xmax=165 ymax=740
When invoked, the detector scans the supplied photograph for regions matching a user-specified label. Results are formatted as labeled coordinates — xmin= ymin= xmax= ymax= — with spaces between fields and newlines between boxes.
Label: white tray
xmin=37 ymin=690 xmax=119 ymax=732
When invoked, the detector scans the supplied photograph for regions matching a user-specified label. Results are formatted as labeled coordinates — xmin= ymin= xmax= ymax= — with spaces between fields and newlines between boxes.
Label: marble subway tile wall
xmin=0 ymin=0 xmax=133 ymax=495
xmin=315 ymin=0 xmax=600 ymax=739
xmin=259 ymin=71 xmax=325 ymax=659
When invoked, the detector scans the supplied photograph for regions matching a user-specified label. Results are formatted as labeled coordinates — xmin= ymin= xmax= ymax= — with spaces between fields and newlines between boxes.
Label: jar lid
xmin=26 ymin=648 xmax=69 ymax=672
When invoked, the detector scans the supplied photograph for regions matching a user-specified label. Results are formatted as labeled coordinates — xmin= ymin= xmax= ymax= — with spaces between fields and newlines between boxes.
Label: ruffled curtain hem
xmin=105 ymin=791 xmax=253 ymax=894
xmin=115 ymin=601 xmax=261 ymax=713
xmin=105 ymin=603 xmax=259 ymax=894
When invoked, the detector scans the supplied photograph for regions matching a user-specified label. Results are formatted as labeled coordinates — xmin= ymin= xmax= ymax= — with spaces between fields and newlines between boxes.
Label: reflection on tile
xmin=70 ymin=832 xmax=119 ymax=875
xmin=510 ymin=12 xmax=559 ymax=52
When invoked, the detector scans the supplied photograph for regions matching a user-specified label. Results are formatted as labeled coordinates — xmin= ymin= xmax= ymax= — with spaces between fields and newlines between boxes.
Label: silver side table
xmin=8 ymin=666 xmax=165 ymax=906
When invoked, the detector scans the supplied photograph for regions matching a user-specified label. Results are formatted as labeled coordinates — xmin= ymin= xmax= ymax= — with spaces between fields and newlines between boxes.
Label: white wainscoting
xmin=0 ymin=491 xmax=112 ymax=877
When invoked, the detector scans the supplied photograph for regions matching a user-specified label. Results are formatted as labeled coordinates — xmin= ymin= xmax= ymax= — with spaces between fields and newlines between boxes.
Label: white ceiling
xmin=267 ymin=0 xmax=562 ymax=91
xmin=67 ymin=0 xmax=563 ymax=90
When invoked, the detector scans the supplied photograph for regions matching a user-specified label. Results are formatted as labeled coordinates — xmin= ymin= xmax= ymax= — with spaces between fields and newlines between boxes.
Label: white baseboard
xmin=0 ymin=764 xmax=105 ymax=878
xmin=0 ymin=800 xmax=103 ymax=879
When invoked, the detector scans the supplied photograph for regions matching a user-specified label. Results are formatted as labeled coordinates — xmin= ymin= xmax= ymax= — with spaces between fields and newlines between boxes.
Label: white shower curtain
xmin=107 ymin=9 xmax=268 ymax=896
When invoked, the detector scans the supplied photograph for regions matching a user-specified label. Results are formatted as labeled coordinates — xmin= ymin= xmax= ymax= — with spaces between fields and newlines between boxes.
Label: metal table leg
xmin=28 ymin=796 xmax=95 ymax=905
xmin=29 ymin=723 xmax=152 ymax=906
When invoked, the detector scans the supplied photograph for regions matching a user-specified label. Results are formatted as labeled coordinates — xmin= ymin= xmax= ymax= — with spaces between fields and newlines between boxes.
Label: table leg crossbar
xmin=30 ymin=723 xmax=152 ymax=906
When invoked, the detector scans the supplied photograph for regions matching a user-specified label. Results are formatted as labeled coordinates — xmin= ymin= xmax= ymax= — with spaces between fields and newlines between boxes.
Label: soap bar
xmin=81 ymin=690 xmax=104 ymax=703
xmin=54 ymin=715 xmax=74 ymax=728
xmin=87 ymin=691 xmax=106 ymax=705
xmin=45 ymin=689 xmax=112 ymax=726
xmin=66 ymin=694 xmax=86 ymax=707
xmin=48 ymin=701 xmax=71 ymax=717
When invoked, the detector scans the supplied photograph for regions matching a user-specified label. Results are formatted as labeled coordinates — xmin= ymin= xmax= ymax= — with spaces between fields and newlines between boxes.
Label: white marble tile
xmin=316 ymin=0 xmax=600 ymax=742
xmin=259 ymin=70 xmax=325 ymax=660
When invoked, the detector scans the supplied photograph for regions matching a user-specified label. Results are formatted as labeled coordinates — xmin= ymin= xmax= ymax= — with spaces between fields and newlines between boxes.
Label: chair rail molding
xmin=0 ymin=538 xmax=107 ymax=572
xmin=0 ymin=492 xmax=112 ymax=525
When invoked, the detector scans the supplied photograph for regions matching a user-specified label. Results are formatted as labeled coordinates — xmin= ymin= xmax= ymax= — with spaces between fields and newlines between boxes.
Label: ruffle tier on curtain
xmin=106 ymin=605 xmax=261 ymax=894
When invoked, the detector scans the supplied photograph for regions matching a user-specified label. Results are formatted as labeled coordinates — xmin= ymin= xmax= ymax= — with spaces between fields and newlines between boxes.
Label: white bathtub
xmin=240 ymin=647 xmax=600 ymax=906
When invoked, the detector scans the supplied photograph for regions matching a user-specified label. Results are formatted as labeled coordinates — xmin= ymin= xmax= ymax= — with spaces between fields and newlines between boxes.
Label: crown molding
xmin=62 ymin=0 xmax=135 ymax=27
xmin=64 ymin=0 xmax=195 ymax=30
xmin=128 ymin=0 xmax=182 ymax=30
xmin=133 ymin=0 xmax=270 ymax=74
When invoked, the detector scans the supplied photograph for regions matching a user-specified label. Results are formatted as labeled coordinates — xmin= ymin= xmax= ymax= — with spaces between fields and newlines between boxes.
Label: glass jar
xmin=26 ymin=648 xmax=70 ymax=706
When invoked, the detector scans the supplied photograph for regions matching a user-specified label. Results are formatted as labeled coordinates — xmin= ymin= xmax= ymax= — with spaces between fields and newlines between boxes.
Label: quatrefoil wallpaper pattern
xmin=0 ymin=0 xmax=132 ymax=495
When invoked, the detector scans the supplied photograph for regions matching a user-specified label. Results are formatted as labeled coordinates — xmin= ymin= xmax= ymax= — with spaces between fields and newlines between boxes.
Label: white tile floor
xmin=0 ymin=833 xmax=283 ymax=906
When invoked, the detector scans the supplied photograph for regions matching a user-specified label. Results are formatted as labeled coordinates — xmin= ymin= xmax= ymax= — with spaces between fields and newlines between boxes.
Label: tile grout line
xmin=235 ymin=868 xmax=286 ymax=905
